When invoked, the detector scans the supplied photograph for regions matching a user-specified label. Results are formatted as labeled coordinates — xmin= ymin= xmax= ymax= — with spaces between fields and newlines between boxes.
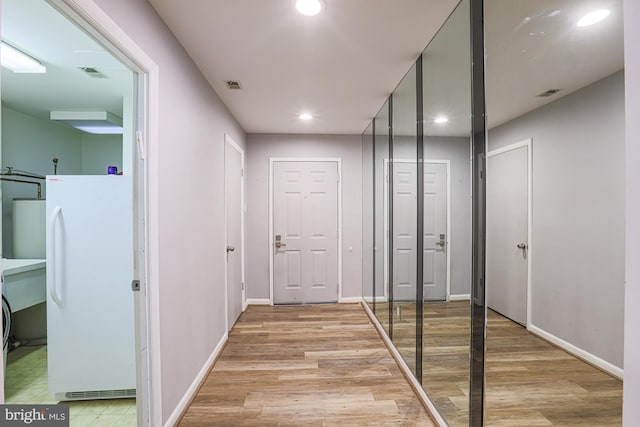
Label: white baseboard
xmin=361 ymin=302 xmax=447 ymax=427
xmin=245 ymin=298 xmax=271 ymax=306
xmin=528 ymin=324 xmax=623 ymax=380
xmin=338 ymin=297 xmax=362 ymax=303
xmin=164 ymin=332 xmax=228 ymax=427
xmin=448 ymin=294 xmax=470 ymax=301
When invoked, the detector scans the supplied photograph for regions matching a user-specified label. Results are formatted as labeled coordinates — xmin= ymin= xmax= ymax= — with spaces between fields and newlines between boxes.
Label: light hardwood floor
xmin=485 ymin=310 xmax=622 ymax=426
xmin=179 ymin=304 xmax=435 ymax=426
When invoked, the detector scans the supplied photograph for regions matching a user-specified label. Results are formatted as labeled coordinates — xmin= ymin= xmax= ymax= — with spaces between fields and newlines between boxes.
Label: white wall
xmin=245 ymin=134 xmax=362 ymax=301
xmin=86 ymin=0 xmax=246 ymax=422
xmin=81 ymin=133 xmax=123 ymax=175
xmin=1 ymin=105 xmax=83 ymax=257
xmin=624 ymin=0 xmax=640 ymax=423
xmin=489 ymin=71 xmax=625 ymax=369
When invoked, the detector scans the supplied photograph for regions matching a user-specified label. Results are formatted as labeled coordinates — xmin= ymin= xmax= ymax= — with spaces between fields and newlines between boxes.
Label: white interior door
xmin=385 ymin=160 xmax=448 ymax=302
xmin=225 ymin=137 xmax=243 ymax=329
xmin=391 ymin=161 xmax=418 ymax=302
xmin=487 ymin=141 xmax=530 ymax=325
xmin=272 ymin=161 xmax=339 ymax=304
xmin=424 ymin=162 xmax=448 ymax=301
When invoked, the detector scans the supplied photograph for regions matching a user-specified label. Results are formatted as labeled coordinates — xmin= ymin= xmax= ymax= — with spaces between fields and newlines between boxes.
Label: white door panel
xmin=273 ymin=161 xmax=338 ymax=304
xmin=225 ymin=139 xmax=243 ymax=329
xmin=424 ymin=162 xmax=447 ymax=301
xmin=487 ymin=143 xmax=530 ymax=325
xmin=387 ymin=161 xmax=448 ymax=302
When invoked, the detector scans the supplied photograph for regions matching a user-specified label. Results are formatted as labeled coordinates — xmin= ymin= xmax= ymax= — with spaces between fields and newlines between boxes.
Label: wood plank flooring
xmin=179 ymin=304 xmax=435 ymax=426
xmin=485 ymin=310 xmax=622 ymax=426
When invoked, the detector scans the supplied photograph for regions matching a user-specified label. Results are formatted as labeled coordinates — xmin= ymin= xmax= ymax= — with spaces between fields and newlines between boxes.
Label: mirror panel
xmin=374 ymin=99 xmax=390 ymax=333
xmin=391 ymin=63 xmax=419 ymax=375
xmin=362 ymin=122 xmax=375 ymax=311
xmin=422 ymin=0 xmax=472 ymax=425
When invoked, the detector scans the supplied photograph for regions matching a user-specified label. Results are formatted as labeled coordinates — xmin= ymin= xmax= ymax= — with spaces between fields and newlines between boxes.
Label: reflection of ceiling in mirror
xmin=381 ymin=0 xmax=623 ymax=140
xmin=485 ymin=0 xmax=624 ymax=129
xmin=389 ymin=0 xmax=471 ymax=139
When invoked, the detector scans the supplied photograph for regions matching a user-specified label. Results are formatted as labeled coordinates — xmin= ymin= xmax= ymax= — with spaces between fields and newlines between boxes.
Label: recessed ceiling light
xmin=296 ymin=0 xmax=323 ymax=16
xmin=434 ymin=116 xmax=449 ymax=124
xmin=299 ymin=113 xmax=313 ymax=120
xmin=577 ymin=9 xmax=610 ymax=27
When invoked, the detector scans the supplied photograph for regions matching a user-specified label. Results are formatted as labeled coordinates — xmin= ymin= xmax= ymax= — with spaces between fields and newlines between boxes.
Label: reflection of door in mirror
xmin=424 ymin=161 xmax=448 ymax=301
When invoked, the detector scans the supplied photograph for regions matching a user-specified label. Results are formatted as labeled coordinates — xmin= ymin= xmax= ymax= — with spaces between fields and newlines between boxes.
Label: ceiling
xmin=148 ymin=0 xmax=624 ymax=136
xmin=0 ymin=0 xmax=624 ymax=138
xmin=1 ymin=0 xmax=131 ymax=125
xmin=146 ymin=0 xmax=461 ymax=135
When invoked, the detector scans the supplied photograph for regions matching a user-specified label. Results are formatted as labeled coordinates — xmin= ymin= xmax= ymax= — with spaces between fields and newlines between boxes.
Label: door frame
xmin=268 ymin=158 xmax=342 ymax=305
xmin=224 ymin=134 xmax=246 ymax=331
xmin=382 ymin=159 xmax=451 ymax=301
xmin=43 ymin=0 xmax=159 ymax=424
xmin=487 ymin=138 xmax=532 ymax=326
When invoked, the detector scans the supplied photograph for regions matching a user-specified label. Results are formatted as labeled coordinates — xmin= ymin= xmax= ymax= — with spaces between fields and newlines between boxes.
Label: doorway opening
xmin=1 ymin=0 xmax=149 ymax=424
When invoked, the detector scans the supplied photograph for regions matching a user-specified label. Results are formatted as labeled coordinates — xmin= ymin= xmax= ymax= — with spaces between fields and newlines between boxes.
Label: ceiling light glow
xmin=434 ymin=116 xmax=449 ymax=124
xmin=577 ymin=9 xmax=610 ymax=27
xmin=296 ymin=0 xmax=323 ymax=16
xmin=1 ymin=41 xmax=46 ymax=73
xmin=299 ymin=113 xmax=313 ymax=120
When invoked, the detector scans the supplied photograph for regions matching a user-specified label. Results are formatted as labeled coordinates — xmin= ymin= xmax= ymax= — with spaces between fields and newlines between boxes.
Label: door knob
xmin=517 ymin=243 xmax=527 ymax=250
xmin=275 ymin=241 xmax=287 ymax=249
xmin=226 ymin=245 xmax=235 ymax=252
xmin=436 ymin=233 xmax=446 ymax=247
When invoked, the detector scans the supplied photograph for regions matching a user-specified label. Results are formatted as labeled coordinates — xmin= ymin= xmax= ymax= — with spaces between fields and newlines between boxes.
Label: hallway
xmin=179 ymin=304 xmax=434 ymax=426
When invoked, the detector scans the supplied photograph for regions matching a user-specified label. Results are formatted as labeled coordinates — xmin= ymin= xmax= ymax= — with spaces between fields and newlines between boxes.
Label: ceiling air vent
xmin=79 ymin=67 xmax=107 ymax=78
xmin=537 ymin=88 xmax=562 ymax=98
xmin=225 ymin=80 xmax=242 ymax=90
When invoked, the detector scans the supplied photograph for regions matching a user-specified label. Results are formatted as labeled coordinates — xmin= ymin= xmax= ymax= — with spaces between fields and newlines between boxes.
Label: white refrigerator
xmin=46 ymin=175 xmax=136 ymax=400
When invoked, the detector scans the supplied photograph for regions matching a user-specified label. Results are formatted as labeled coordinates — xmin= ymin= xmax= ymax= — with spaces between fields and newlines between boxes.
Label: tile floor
xmin=5 ymin=345 xmax=137 ymax=426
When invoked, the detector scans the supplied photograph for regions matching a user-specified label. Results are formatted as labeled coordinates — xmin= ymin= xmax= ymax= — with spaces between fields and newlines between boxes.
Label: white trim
xmin=361 ymin=302 xmax=447 ymax=427
xmin=268 ymin=158 xmax=343 ymax=305
xmin=487 ymin=138 xmax=533 ymax=327
xmin=246 ymin=298 xmax=271 ymax=306
xmin=44 ymin=1 xmax=160 ymax=424
xmin=528 ymin=324 xmax=623 ymax=380
xmin=448 ymin=294 xmax=471 ymax=301
xmin=338 ymin=297 xmax=362 ymax=303
xmin=163 ymin=332 xmax=228 ymax=427
xmin=224 ymin=135 xmax=245 ymax=332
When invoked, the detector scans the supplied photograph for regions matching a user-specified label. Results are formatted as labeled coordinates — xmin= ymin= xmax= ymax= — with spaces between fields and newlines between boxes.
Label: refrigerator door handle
xmin=48 ymin=206 xmax=63 ymax=306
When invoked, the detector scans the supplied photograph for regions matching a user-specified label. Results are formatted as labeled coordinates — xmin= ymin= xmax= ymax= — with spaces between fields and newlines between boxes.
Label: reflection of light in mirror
xmin=577 ymin=9 xmax=610 ymax=27
xmin=434 ymin=116 xmax=449 ymax=124
xmin=299 ymin=113 xmax=313 ymax=120
xmin=295 ymin=0 xmax=323 ymax=16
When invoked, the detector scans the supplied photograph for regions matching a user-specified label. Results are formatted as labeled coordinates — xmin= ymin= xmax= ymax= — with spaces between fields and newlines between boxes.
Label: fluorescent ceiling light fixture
xmin=296 ymin=0 xmax=323 ymax=16
xmin=577 ymin=9 xmax=610 ymax=27
xmin=299 ymin=113 xmax=313 ymax=120
xmin=1 ymin=41 xmax=46 ymax=73
xmin=50 ymin=111 xmax=123 ymax=135
xmin=434 ymin=116 xmax=449 ymax=124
